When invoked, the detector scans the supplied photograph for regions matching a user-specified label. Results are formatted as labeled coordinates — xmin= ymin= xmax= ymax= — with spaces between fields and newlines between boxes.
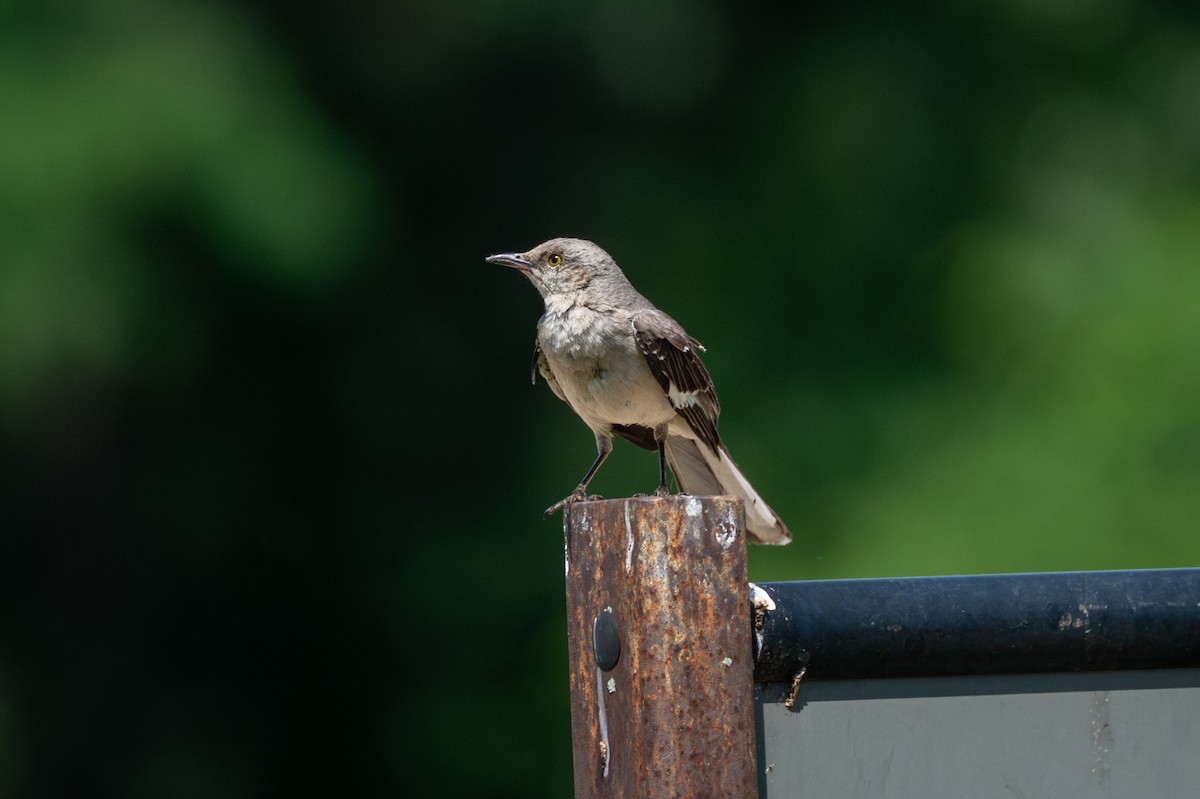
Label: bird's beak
xmin=485 ymin=252 xmax=533 ymax=272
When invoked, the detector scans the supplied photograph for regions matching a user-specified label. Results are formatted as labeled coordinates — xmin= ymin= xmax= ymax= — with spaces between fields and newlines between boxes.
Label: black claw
xmin=544 ymin=487 xmax=604 ymax=517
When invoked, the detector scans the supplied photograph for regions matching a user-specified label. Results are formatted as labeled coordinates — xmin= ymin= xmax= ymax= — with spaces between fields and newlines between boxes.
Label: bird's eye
xmin=547 ymin=253 xmax=562 ymax=267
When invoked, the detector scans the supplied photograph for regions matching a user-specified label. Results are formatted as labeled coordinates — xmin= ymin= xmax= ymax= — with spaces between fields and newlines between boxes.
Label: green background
xmin=2 ymin=1 xmax=1198 ymax=796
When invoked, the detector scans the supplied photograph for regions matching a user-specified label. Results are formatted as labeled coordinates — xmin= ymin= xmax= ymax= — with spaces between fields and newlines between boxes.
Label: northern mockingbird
xmin=487 ymin=237 xmax=791 ymax=545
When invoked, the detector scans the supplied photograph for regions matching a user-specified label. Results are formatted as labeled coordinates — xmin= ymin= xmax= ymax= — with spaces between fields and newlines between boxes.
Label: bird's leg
xmin=653 ymin=437 xmax=671 ymax=497
xmin=544 ymin=437 xmax=611 ymax=517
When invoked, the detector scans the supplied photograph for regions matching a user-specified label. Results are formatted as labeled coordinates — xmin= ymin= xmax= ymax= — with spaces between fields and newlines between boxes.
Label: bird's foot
xmin=544 ymin=488 xmax=604 ymax=517
xmin=633 ymin=487 xmax=674 ymax=499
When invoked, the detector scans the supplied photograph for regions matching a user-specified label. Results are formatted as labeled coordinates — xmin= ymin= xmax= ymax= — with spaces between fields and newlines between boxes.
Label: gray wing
xmin=632 ymin=311 xmax=722 ymax=453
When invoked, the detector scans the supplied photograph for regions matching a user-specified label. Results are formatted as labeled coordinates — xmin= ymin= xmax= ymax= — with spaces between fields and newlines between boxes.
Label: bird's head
xmin=486 ymin=237 xmax=622 ymax=301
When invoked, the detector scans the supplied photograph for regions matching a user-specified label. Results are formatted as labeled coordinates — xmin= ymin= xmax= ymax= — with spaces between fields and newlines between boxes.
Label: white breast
xmin=538 ymin=303 xmax=676 ymax=432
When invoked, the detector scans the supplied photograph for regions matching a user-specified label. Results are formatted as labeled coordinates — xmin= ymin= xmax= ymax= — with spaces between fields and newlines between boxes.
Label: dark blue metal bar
xmin=752 ymin=568 xmax=1200 ymax=682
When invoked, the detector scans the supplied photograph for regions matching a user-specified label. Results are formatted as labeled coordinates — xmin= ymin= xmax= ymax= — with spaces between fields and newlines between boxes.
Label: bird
xmin=487 ymin=237 xmax=791 ymax=545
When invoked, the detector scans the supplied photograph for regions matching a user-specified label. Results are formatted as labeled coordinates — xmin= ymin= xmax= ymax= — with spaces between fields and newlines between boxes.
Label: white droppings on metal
xmin=1078 ymin=602 xmax=1098 ymax=633
xmin=721 ymin=657 xmax=733 ymax=667
xmin=607 ymin=677 xmax=617 ymax=694
xmin=686 ymin=496 xmax=703 ymax=518
xmin=749 ymin=583 xmax=776 ymax=611
xmin=624 ymin=501 xmax=635 ymax=573
xmin=714 ymin=510 xmax=738 ymax=551
xmin=750 ymin=583 xmax=776 ymax=657
xmin=1057 ymin=613 xmax=1084 ymax=630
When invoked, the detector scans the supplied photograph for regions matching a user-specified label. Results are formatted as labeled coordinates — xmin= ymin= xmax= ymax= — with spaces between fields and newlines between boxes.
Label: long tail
xmin=664 ymin=435 xmax=792 ymax=545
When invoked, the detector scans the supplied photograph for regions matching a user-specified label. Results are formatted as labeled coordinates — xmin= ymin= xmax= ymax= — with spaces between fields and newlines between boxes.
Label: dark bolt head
xmin=592 ymin=608 xmax=621 ymax=671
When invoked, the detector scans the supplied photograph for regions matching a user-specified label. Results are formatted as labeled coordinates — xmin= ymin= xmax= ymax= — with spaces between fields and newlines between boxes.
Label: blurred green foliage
xmin=1 ymin=0 xmax=1198 ymax=797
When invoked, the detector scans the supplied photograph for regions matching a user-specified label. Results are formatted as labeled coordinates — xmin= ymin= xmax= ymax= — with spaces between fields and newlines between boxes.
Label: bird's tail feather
xmin=664 ymin=436 xmax=792 ymax=545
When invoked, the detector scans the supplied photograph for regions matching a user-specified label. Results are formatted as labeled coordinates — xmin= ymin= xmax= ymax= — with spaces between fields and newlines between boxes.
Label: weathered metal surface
xmin=564 ymin=496 xmax=757 ymax=799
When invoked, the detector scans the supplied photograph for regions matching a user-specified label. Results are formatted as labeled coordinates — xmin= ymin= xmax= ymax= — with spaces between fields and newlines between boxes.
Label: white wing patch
xmin=667 ymin=386 xmax=704 ymax=408
xmin=631 ymin=311 xmax=723 ymax=453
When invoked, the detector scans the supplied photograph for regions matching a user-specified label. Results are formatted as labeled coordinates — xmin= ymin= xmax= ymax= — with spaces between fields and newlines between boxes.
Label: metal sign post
xmin=563 ymin=496 xmax=758 ymax=799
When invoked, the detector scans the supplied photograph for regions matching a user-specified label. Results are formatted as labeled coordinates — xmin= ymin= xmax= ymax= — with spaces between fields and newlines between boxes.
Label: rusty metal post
xmin=563 ymin=496 xmax=758 ymax=799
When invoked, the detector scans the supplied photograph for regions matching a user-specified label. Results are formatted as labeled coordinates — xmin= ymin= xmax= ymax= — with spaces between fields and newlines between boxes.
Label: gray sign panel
xmin=757 ymin=668 xmax=1200 ymax=798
